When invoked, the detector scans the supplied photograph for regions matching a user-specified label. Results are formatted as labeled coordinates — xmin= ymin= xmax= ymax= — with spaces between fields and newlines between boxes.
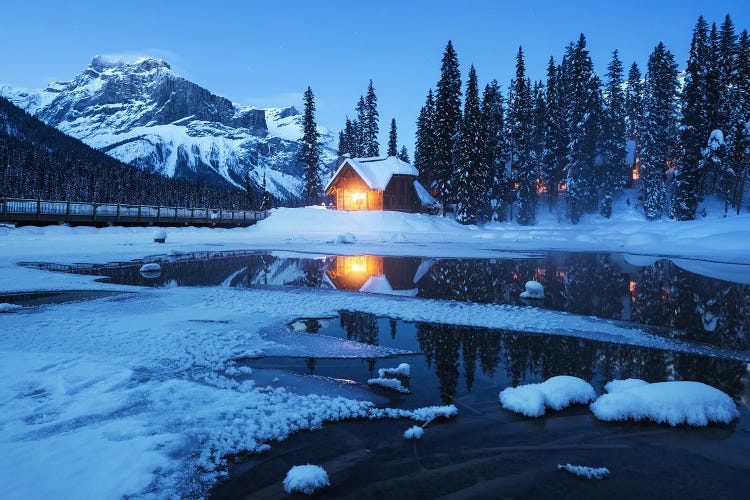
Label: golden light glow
xmin=629 ymin=280 xmax=636 ymax=293
xmin=513 ymin=182 xmax=520 ymax=190
xmin=558 ymin=182 xmax=567 ymax=192
xmin=632 ymin=168 xmax=640 ymax=181
xmin=344 ymin=256 xmax=369 ymax=273
xmin=351 ymin=192 xmax=367 ymax=201
xmin=536 ymin=182 xmax=547 ymax=194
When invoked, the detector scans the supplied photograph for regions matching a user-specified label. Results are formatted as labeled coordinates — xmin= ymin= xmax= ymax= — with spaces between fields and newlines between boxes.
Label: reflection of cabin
xmin=325 ymin=156 xmax=439 ymax=212
xmin=324 ymin=255 xmax=432 ymax=297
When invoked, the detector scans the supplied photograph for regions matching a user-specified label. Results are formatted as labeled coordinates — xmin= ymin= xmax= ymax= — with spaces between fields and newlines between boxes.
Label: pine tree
xmin=674 ymin=16 xmax=712 ymax=220
xmin=625 ymin=62 xmax=644 ymax=175
xmin=717 ymin=15 xmax=738 ymax=131
xmin=364 ymin=80 xmax=380 ymax=156
xmin=707 ymin=23 xmax=722 ymax=130
xmin=727 ymin=30 xmax=750 ymax=213
xmin=244 ymin=169 xmax=257 ymax=210
xmin=481 ymin=80 xmax=507 ymax=221
xmin=398 ymin=145 xmax=410 ymax=163
xmin=600 ymin=50 xmax=627 ymax=218
xmin=388 ymin=118 xmax=398 ymax=156
xmin=641 ymin=43 xmax=679 ymax=220
xmin=355 ymin=96 xmax=367 ymax=156
xmin=260 ymin=170 xmax=271 ymax=211
xmin=415 ymin=89 xmax=437 ymax=188
xmin=563 ymin=34 xmax=602 ymax=223
xmin=542 ymin=57 xmax=567 ymax=209
xmin=299 ymin=86 xmax=323 ymax=205
xmin=454 ymin=65 xmax=484 ymax=224
xmin=508 ymin=47 xmax=536 ymax=225
xmin=531 ymin=80 xmax=547 ymax=207
xmin=433 ymin=41 xmax=462 ymax=203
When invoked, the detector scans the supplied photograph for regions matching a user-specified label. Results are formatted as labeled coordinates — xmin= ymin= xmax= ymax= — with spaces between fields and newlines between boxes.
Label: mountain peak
xmin=89 ymin=55 xmax=171 ymax=73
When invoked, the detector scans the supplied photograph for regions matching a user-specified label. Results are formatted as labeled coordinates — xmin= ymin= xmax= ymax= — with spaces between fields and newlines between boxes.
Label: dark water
xmin=212 ymin=316 xmax=750 ymax=499
xmin=27 ymin=250 xmax=750 ymax=351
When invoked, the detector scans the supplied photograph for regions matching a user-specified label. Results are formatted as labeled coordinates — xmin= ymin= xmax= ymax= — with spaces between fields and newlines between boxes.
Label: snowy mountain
xmin=0 ymin=55 xmax=336 ymax=201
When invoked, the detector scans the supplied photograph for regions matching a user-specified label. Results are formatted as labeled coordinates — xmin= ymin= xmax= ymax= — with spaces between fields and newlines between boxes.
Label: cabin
xmin=325 ymin=156 xmax=439 ymax=213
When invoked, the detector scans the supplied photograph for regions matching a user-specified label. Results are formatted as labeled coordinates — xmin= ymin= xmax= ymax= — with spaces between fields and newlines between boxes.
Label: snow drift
xmin=499 ymin=376 xmax=596 ymax=417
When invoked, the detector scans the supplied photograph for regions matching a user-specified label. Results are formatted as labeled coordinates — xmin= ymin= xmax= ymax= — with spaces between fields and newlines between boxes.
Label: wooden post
xmin=37 ymin=199 xmax=41 ymax=221
xmin=92 ymin=203 xmax=97 ymax=222
xmin=157 ymin=206 xmax=161 ymax=223
xmin=66 ymin=201 xmax=70 ymax=221
xmin=137 ymin=205 xmax=141 ymax=223
xmin=116 ymin=204 xmax=120 ymax=222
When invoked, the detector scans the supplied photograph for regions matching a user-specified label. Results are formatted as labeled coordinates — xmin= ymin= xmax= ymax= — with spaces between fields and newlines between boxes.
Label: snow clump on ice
xmin=403 ymin=425 xmax=424 ymax=440
xmin=283 ymin=464 xmax=330 ymax=494
xmin=153 ymin=229 xmax=167 ymax=243
xmin=590 ymin=379 xmax=739 ymax=426
xmin=520 ymin=280 xmax=544 ymax=299
xmin=368 ymin=377 xmax=409 ymax=393
xmin=558 ymin=463 xmax=610 ymax=480
xmin=335 ymin=232 xmax=357 ymax=244
xmin=378 ymin=363 xmax=411 ymax=378
xmin=499 ymin=376 xmax=596 ymax=417
xmin=0 ymin=303 xmax=23 ymax=313
xmin=139 ymin=263 xmax=161 ymax=273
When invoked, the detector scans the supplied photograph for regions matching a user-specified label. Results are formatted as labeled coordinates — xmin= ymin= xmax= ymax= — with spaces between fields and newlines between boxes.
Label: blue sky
xmin=2 ymin=0 xmax=749 ymax=152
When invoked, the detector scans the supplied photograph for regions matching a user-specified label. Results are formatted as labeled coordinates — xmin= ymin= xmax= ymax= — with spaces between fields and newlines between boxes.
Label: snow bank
xmin=283 ymin=464 xmax=329 ymax=494
xmin=558 ymin=463 xmax=610 ymax=480
xmin=378 ymin=363 xmax=411 ymax=378
xmin=368 ymin=377 xmax=409 ymax=393
xmin=0 ymin=303 xmax=23 ymax=313
xmin=403 ymin=425 xmax=424 ymax=440
xmin=591 ymin=380 xmax=739 ymax=426
xmin=520 ymin=280 xmax=544 ymax=299
xmin=499 ymin=376 xmax=596 ymax=417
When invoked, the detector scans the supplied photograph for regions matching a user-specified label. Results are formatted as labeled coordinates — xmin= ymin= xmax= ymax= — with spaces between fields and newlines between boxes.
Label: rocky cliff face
xmin=1 ymin=56 xmax=335 ymax=201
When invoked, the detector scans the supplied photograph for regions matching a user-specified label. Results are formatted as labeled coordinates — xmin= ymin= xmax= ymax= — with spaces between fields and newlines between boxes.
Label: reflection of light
xmin=629 ymin=281 xmax=636 ymax=293
xmin=537 ymin=182 xmax=547 ymax=194
xmin=558 ymin=182 xmax=567 ymax=192
xmin=512 ymin=272 xmax=518 ymax=280
xmin=513 ymin=182 xmax=520 ymax=190
xmin=346 ymin=256 xmax=368 ymax=273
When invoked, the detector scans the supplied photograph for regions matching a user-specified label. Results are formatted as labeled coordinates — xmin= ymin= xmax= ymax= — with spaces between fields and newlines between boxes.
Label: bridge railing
xmin=0 ymin=198 xmax=268 ymax=225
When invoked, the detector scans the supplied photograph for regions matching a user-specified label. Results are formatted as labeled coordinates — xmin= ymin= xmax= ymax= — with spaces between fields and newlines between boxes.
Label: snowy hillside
xmin=0 ymin=55 xmax=337 ymax=201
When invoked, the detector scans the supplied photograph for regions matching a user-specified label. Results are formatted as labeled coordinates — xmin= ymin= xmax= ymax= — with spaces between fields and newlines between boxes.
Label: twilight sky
xmin=2 ymin=0 xmax=749 ymax=152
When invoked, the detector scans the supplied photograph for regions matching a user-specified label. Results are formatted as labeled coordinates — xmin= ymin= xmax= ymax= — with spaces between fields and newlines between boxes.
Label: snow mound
xmin=603 ymin=378 xmax=649 ymax=394
xmin=139 ymin=263 xmax=161 ymax=273
xmin=520 ymin=280 xmax=544 ymax=299
xmin=153 ymin=229 xmax=167 ymax=243
xmin=0 ymin=303 xmax=23 ymax=313
xmin=283 ymin=464 xmax=330 ymax=495
xmin=499 ymin=376 xmax=596 ymax=417
xmin=368 ymin=377 xmax=409 ymax=393
xmin=378 ymin=363 xmax=411 ymax=378
xmin=590 ymin=380 xmax=739 ymax=426
xmin=558 ymin=463 xmax=610 ymax=480
xmin=403 ymin=425 xmax=424 ymax=440
xmin=335 ymin=232 xmax=357 ymax=244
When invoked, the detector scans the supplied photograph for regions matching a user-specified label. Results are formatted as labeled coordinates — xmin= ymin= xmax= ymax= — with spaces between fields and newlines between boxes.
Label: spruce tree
xmin=433 ymin=40 xmax=462 ymax=203
xmin=388 ymin=118 xmax=398 ymax=156
xmin=531 ymin=80 xmax=547 ymax=207
xmin=625 ymin=62 xmax=644 ymax=177
xmin=508 ymin=47 xmax=536 ymax=225
xmin=415 ymin=89 xmax=437 ymax=188
xmin=398 ymin=146 xmax=410 ymax=163
xmin=641 ymin=43 xmax=679 ymax=220
xmin=707 ymin=23 xmax=722 ymax=130
xmin=364 ymin=80 xmax=380 ymax=156
xmin=717 ymin=15 xmax=738 ymax=131
xmin=299 ymin=86 xmax=323 ymax=205
xmin=600 ymin=50 xmax=627 ymax=218
xmin=260 ymin=170 xmax=271 ymax=211
xmin=355 ymin=96 xmax=367 ymax=156
xmin=727 ymin=30 xmax=750 ymax=213
xmin=563 ymin=34 xmax=602 ymax=223
xmin=542 ymin=57 xmax=567 ymax=209
xmin=675 ymin=16 xmax=712 ymax=220
xmin=454 ymin=65 xmax=484 ymax=224
xmin=244 ymin=169 xmax=257 ymax=210
xmin=481 ymin=80 xmax=507 ymax=221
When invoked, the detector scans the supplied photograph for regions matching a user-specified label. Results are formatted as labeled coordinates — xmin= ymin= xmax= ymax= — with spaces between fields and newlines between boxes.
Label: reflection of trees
xmin=417 ymin=324 xmax=460 ymax=404
xmin=564 ymin=254 xmax=626 ymax=319
xmin=339 ymin=311 xmax=379 ymax=345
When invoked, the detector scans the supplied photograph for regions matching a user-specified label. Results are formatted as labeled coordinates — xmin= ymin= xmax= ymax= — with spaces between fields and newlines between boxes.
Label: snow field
xmin=499 ymin=376 xmax=597 ymax=417
xmin=590 ymin=380 xmax=739 ymax=426
xmin=283 ymin=464 xmax=330 ymax=494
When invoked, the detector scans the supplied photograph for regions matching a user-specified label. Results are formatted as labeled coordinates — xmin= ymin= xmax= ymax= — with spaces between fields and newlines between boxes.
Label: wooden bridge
xmin=0 ymin=198 xmax=268 ymax=228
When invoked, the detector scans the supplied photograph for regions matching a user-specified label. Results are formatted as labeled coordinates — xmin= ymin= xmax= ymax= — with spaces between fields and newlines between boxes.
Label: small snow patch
xmin=368 ymin=377 xmax=409 ymax=393
xmin=335 ymin=232 xmax=357 ymax=244
xmin=558 ymin=463 xmax=610 ymax=480
xmin=139 ymin=263 xmax=161 ymax=273
xmin=153 ymin=229 xmax=167 ymax=243
xmin=591 ymin=380 xmax=739 ymax=426
xmin=0 ymin=303 xmax=23 ymax=313
xmin=403 ymin=425 xmax=424 ymax=440
xmin=499 ymin=376 xmax=596 ymax=417
xmin=378 ymin=363 xmax=410 ymax=378
xmin=282 ymin=464 xmax=329 ymax=495
xmin=520 ymin=280 xmax=544 ymax=299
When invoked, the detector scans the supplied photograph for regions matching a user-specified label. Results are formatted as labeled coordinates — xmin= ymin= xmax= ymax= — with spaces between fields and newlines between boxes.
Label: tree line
xmin=412 ymin=15 xmax=750 ymax=224
xmin=0 ymin=96 xmax=253 ymax=210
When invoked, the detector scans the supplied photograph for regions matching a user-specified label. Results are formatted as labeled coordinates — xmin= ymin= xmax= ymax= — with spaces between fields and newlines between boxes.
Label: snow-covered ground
xmin=1 ymin=200 xmax=749 ymax=498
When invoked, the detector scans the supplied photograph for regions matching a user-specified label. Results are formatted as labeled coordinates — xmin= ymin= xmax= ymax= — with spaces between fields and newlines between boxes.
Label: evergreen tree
xmin=454 ymin=65 xmax=484 ymax=224
xmin=726 ymin=30 xmax=750 ymax=213
xmin=625 ymin=62 xmax=644 ymax=178
xmin=707 ymin=23 xmax=722 ymax=130
xmin=717 ymin=15 xmax=738 ymax=131
xmin=415 ymin=89 xmax=437 ymax=188
xmin=433 ymin=41 xmax=462 ymax=203
xmin=244 ymin=169 xmax=257 ymax=210
xmin=531 ymin=80 xmax=547 ymax=207
xmin=364 ymin=80 xmax=380 ymax=156
xmin=355 ymin=96 xmax=367 ymax=156
xmin=507 ymin=47 xmax=536 ymax=225
xmin=675 ymin=16 xmax=712 ymax=220
xmin=299 ymin=86 xmax=323 ymax=205
xmin=260 ymin=170 xmax=271 ymax=211
xmin=388 ymin=118 xmax=398 ymax=156
xmin=542 ymin=57 xmax=567 ymax=209
xmin=600 ymin=50 xmax=627 ymax=218
xmin=563 ymin=34 xmax=602 ymax=223
xmin=481 ymin=80 xmax=508 ymax=221
xmin=641 ymin=43 xmax=679 ymax=220
xmin=398 ymin=145 xmax=410 ymax=163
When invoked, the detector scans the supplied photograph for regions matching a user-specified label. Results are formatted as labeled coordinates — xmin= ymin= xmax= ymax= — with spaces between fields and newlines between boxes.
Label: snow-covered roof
xmin=325 ymin=156 xmax=419 ymax=191
xmin=413 ymin=180 xmax=440 ymax=207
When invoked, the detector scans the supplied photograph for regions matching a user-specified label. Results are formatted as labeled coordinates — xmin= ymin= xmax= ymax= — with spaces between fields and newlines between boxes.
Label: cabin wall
xmin=384 ymin=175 xmax=421 ymax=212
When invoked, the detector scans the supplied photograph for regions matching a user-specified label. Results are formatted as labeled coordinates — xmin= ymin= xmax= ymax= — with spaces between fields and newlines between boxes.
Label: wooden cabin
xmin=325 ymin=156 xmax=439 ymax=213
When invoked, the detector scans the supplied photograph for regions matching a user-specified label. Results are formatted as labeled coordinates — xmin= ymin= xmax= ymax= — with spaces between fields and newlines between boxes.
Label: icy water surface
xmin=213 ymin=315 xmax=750 ymax=498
